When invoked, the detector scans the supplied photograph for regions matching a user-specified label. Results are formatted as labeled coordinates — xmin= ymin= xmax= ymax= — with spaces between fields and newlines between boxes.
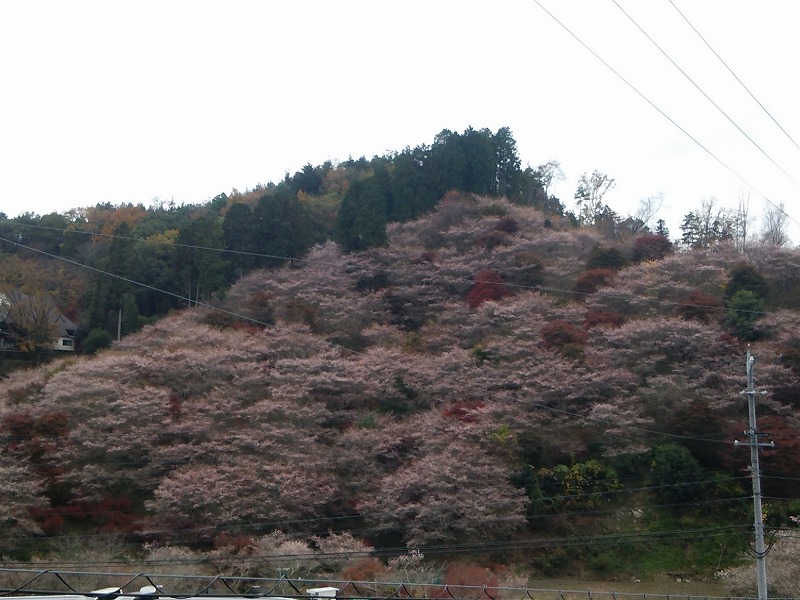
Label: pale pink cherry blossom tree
xmin=145 ymin=452 xmax=339 ymax=543
xmin=359 ymin=439 xmax=528 ymax=547
xmin=595 ymin=316 xmax=740 ymax=383
xmin=746 ymin=244 xmax=800 ymax=306
xmin=0 ymin=464 xmax=46 ymax=537
xmin=586 ymin=255 xmax=729 ymax=319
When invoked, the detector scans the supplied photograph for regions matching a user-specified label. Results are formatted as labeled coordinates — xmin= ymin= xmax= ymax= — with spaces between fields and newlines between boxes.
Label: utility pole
xmin=734 ymin=349 xmax=774 ymax=600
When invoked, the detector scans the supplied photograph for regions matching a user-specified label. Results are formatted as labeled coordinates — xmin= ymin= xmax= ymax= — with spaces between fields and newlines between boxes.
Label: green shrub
xmin=725 ymin=289 xmax=766 ymax=340
xmin=82 ymin=328 xmax=113 ymax=355
xmin=650 ymin=443 xmax=705 ymax=504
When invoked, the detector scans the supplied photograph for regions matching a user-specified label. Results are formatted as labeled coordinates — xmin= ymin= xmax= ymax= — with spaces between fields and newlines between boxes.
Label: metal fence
xmin=0 ymin=569 xmax=764 ymax=600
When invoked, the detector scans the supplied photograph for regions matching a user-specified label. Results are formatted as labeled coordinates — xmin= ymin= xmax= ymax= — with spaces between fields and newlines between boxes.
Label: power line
xmin=0 ymin=224 xmax=774 ymax=320
xmin=667 ymin=0 xmax=800 ymax=155
xmin=0 ymin=231 xmax=769 ymax=465
xmin=525 ymin=399 xmax=732 ymax=445
xmin=0 ymin=234 xmax=782 ymax=449
xmin=2 ymin=228 xmax=795 ymax=554
xmin=0 ymin=232 xmax=788 ymax=462
xmin=0 ymin=235 xmax=270 ymax=329
xmin=0 ymin=525 xmax=752 ymax=568
xmin=611 ymin=0 xmax=797 ymax=186
xmin=617 ymin=0 xmax=800 ymax=234
xmin=4 ymin=220 xmax=314 ymax=264
xmin=0 ymin=473 xmax=754 ymax=545
xmin=529 ymin=1 xmax=761 ymax=194
xmin=530 ymin=0 xmax=800 ymax=233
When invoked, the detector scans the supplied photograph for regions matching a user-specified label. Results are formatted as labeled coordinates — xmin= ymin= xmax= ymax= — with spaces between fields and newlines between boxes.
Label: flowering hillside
xmin=2 ymin=193 xmax=800 ymax=582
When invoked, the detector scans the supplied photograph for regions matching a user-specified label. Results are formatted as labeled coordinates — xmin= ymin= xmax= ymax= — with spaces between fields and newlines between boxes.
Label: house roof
xmin=53 ymin=311 xmax=78 ymax=337
xmin=0 ymin=288 xmax=77 ymax=338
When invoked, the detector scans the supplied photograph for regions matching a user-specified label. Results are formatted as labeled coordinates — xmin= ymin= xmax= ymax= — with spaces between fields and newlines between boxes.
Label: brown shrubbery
xmin=573 ymin=268 xmax=615 ymax=299
xmin=541 ymin=320 xmax=588 ymax=352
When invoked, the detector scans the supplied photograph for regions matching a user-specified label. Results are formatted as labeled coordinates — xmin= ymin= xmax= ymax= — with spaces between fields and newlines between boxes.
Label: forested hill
xmin=2 ymin=189 xmax=800 ymax=585
xmin=1 ymin=126 xmax=551 ymax=355
xmin=0 ymin=126 xmax=755 ymax=357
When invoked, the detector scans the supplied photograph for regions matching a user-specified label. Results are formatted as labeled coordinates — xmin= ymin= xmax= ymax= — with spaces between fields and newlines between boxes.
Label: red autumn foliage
xmin=213 ymin=532 xmax=255 ymax=550
xmin=247 ymin=289 xmax=274 ymax=309
xmin=574 ymin=268 xmax=615 ymax=299
xmin=722 ymin=416 xmax=800 ymax=498
xmin=440 ymin=189 xmax=466 ymax=205
xmin=60 ymin=301 xmax=81 ymax=322
xmin=676 ymin=290 xmax=724 ymax=323
xmin=168 ymin=391 xmax=183 ymax=420
xmin=632 ymin=234 xmax=673 ymax=262
xmin=2 ymin=413 xmax=35 ymax=442
xmin=341 ymin=557 xmax=385 ymax=581
xmin=440 ymin=562 xmax=500 ymax=600
xmin=666 ymin=399 xmax=726 ymax=469
xmin=33 ymin=411 xmax=70 ymax=438
xmin=28 ymin=506 xmax=65 ymax=535
xmin=442 ymin=399 xmax=486 ymax=422
xmin=466 ymin=270 xmax=512 ymax=309
xmin=57 ymin=495 xmax=139 ymax=534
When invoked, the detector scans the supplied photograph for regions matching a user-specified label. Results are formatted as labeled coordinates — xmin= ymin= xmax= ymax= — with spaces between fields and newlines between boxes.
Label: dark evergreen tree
xmin=389 ymin=146 xmax=438 ymax=222
xmin=335 ymin=174 xmax=389 ymax=252
xmin=654 ymin=218 xmax=670 ymax=238
xmin=429 ymin=130 xmax=466 ymax=196
xmin=129 ymin=236 xmax=182 ymax=317
xmin=252 ymin=186 xmax=315 ymax=266
xmin=82 ymin=222 xmax=138 ymax=334
xmin=82 ymin=276 xmax=113 ymax=333
xmin=680 ymin=212 xmax=700 ymax=247
xmin=81 ymin=327 xmax=113 ymax=354
xmin=519 ymin=166 xmax=547 ymax=208
xmin=10 ymin=212 xmax=67 ymax=257
xmin=176 ymin=212 xmax=231 ymax=304
xmin=223 ymin=201 xmax=258 ymax=275
xmin=724 ymin=262 xmax=769 ymax=301
xmin=0 ymin=213 xmax=15 ymax=254
xmin=207 ymin=192 xmax=229 ymax=213
xmin=291 ymin=163 xmax=324 ymax=195
xmin=461 ymin=127 xmax=496 ymax=195
xmin=680 ymin=200 xmax=736 ymax=248
xmin=119 ymin=292 xmax=144 ymax=336
xmin=650 ymin=443 xmax=705 ymax=504
xmin=493 ymin=126 xmax=522 ymax=198
xmin=725 ymin=290 xmax=766 ymax=341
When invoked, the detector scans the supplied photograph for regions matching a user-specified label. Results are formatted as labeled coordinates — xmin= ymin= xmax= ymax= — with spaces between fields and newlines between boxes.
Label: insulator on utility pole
xmin=733 ymin=348 xmax=774 ymax=600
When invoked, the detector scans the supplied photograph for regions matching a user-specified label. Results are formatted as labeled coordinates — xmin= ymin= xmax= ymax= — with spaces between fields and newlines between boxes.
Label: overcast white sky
xmin=1 ymin=1 xmax=799 ymax=243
